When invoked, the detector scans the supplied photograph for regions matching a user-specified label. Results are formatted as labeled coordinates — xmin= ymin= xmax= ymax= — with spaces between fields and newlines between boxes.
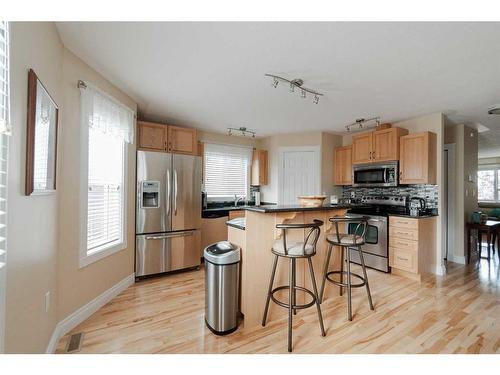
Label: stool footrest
xmin=325 ymin=270 xmax=366 ymax=288
xmin=270 ymin=285 xmax=316 ymax=310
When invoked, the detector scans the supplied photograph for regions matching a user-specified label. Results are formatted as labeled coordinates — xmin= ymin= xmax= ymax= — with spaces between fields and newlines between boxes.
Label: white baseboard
xmin=435 ymin=264 xmax=446 ymax=276
xmin=46 ymin=273 xmax=135 ymax=353
xmin=448 ymin=255 xmax=466 ymax=265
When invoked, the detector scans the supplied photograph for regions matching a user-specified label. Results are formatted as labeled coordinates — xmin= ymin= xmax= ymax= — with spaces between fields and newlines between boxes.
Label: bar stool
xmin=262 ymin=219 xmax=325 ymax=352
xmin=319 ymin=216 xmax=374 ymax=321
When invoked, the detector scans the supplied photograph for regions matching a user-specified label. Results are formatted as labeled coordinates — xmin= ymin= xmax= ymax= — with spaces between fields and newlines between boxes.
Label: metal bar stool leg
xmin=288 ymin=258 xmax=294 ymax=352
xmin=345 ymin=246 xmax=353 ymax=321
xmin=292 ymin=258 xmax=297 ymax=315
xmin=358 ymin=246 xmax=374 ymax=311
xmin=307 ymin=258 xmax=326 ymax=336
xmin=262 ymin=254 xmax=279 ymax=327
xmin=339 ymin=246 xmax=344 ymax=296
xmin=319 ymin=243 xmax=333 ymax=303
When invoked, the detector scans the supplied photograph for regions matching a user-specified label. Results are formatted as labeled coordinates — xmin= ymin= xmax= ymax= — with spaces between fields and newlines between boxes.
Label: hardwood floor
xmin=55 ymin=255 xmax=500 ymax=354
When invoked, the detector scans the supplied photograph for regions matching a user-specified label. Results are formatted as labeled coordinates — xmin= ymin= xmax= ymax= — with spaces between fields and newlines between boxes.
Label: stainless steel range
xmin=346 ymin=195 xmax=408 ymax=273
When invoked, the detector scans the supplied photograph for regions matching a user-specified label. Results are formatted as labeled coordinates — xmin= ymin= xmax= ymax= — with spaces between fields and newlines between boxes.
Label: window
xmin=87 ymin=128 xmax=124 ymax=253
xmin=204 ymin=143 xmax=252 ymax=200
xmin=80 ymin=81 xmax=134 ymax=267
xmin=478 ymin=167 xmax=500 ymax=202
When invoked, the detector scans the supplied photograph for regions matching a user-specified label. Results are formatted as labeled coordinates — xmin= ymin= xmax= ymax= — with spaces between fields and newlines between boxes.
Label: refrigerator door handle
xmin=174 ymin=169 xmax=178 ymax=215
xmin=166 ymin=169 xmax=171 ymax=216
xmin=145 ymin=231 xmax=194 ymax=240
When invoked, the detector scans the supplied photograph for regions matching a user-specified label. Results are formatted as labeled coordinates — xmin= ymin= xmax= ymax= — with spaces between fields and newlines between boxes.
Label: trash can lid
xmin=204 ymin=241 xmax=241 ymax=265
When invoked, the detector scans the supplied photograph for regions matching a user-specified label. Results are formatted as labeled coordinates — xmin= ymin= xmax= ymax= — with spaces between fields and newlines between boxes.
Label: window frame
xmin=79 ymin=124 xmax=128 ymax=269
xmin=478 ymin=165 xmax=500 ymax=203
xmin=203 ymin=142 xmax=252 ymax=202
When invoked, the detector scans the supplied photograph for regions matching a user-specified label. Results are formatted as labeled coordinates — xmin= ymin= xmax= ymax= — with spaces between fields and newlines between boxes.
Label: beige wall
xmin=199 ymin=130 xmax=260 ymax=148
xmin=57 ymin=49 xmax=137 ymax=319
xmin=6 ymin=22 xmax=138 ymax=352
xmin=6 ymin=22 xmax=63 ymax=353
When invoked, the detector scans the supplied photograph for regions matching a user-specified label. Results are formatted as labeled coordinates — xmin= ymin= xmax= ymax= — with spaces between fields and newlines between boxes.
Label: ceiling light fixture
xmin=488 ymin=105 xmax=500 ymax=115
xmin=265 ymin=74 xmax=324 ymax=104
xmin=227 ymin=126 xmax=256 ymax=138
xmin=345 ymin=117 xmax=381 ymax=133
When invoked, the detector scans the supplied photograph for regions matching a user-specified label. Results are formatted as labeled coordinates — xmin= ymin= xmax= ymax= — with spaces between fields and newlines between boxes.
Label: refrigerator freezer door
xmin=135 ymin=230 xmax=201 ymax=277
xmin=136 ymin=151 xmax=172 ymax=234
xmin=172 ymin=154 xmax=202 ymax=231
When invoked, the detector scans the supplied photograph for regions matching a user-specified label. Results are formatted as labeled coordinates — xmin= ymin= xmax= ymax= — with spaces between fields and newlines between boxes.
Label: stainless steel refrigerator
xmin=135 ymin=150 xmax=202 ymax=277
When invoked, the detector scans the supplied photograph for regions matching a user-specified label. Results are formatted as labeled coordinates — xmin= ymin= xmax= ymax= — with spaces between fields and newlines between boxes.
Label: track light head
xmin=313 ymin=95 xmax=319 ymax=104
xmin=272 ymin=78 xmax=279 ymax=88
xmin=301 ymin=89 xmax=306 ymax=98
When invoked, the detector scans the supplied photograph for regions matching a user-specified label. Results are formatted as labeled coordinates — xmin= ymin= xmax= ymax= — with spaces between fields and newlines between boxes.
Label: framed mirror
xmin=25 ymin=69 xmax=59 ymax=195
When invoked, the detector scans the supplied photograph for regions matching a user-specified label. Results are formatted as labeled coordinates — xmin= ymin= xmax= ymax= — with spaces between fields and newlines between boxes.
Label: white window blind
xmin=204 ymin=143 xmax=252 ymax=199
xmin=0 ymin=21 xmax=10 ymax=135
xmin=87 ymin=128 xmax=124 ymax=252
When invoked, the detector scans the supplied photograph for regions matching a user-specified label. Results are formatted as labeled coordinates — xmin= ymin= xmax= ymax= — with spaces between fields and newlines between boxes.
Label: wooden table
xmin=466 ymin=221 xmax=500 ymax=263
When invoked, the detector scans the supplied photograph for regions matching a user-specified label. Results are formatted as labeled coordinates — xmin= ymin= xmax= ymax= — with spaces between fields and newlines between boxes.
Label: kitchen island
xmin=228 ymin=204 xmax=360 ymax=328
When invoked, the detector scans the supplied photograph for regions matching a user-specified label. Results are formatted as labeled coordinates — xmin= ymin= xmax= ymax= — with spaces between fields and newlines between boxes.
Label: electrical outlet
xmin=45 ymin=291 xmax=50 ymax=313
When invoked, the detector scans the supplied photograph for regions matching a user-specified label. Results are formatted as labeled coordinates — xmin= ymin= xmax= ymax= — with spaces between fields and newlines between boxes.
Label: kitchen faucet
xmin=234 ymin=195 xmax=245 ymax=207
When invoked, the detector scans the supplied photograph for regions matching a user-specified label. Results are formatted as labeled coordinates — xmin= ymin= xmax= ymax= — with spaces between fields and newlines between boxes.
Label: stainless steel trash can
xmin=204 ymin=241 xmax=241 ymax=335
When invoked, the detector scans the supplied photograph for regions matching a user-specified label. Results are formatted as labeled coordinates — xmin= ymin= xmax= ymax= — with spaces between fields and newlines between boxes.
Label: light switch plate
xmin=45 ymin=291 xmax=50 ymax=313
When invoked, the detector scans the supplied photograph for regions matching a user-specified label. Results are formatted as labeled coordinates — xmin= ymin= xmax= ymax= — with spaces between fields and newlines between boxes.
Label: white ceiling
xmin=56 ymin=22 xmax=500 ymax=155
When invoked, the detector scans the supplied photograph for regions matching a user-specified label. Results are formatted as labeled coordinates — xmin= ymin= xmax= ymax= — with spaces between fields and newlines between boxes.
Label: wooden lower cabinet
xmin=201 ymin=216 xmax=228 ymax=257
xmin=228 ymin=210 xmax=245 ymax=220
xmin=389 ymin=216 xmax=436 ymax=281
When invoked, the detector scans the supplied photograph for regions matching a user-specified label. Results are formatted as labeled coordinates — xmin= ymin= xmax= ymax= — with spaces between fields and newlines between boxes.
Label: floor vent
xmin=65 ymin=332 xmax=84 ymax=353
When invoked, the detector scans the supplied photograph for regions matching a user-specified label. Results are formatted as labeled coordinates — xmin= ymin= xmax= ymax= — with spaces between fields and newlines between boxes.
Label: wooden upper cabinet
xmin=137 ymin=121 xmax=198 ymax=155
xmin=334 ymin=146 xmax=352 ymax=185
xmin=372 ymin=127 xmax=409 ymax=162
xmin=251 ymin=149 xmax=268 ymax=186
xmin=138 ymin=121 xmax=167 ymax=151
xmin=400 ymin=131 xmax=437 ymax=185
xmin=168 ymin=125 xmax=197 ymax=155
xmin=352 ymin=127 xmax=408 ymax=164
xmin=352 ymin=132 xmax=373 ymax=164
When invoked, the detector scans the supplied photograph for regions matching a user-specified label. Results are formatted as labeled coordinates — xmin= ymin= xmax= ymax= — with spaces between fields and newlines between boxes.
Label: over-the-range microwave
xmin=352 ymin=161 xmax=398 ymax=187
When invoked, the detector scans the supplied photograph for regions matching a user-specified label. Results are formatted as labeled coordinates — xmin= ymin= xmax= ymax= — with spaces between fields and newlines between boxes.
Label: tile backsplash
xmin=342 ymin=185 xmax=439 ymax=209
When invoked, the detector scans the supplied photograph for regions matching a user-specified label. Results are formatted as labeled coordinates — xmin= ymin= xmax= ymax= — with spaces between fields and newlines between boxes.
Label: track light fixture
xmin=345 ymin=117 xmax=381 ymax=133
xmin=227 ymin=126 xmax=256 ymax=138
xmin=265 ymin=74 xmax=324 ymax=104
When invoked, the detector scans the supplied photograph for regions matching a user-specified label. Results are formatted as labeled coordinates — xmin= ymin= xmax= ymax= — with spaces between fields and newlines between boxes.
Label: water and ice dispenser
xmin=140 ymin=181 xmax=160 ymax=208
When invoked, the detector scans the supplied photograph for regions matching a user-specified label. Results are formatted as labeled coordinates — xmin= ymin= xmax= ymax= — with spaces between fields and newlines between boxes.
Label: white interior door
xmin=279 ymin=146 xmax=320 ymax=205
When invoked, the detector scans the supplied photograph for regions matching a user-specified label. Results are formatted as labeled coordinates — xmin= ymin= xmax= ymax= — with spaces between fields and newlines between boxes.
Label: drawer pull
xmin=397 ymin=256 xmax=409 ymax=261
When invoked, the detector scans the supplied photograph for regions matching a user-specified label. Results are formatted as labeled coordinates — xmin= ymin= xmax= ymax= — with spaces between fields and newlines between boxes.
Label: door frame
xmin=278 ymin=146 xmax=321 ymax=204
xmin=443 ymin=143 xmax=457 ymax=263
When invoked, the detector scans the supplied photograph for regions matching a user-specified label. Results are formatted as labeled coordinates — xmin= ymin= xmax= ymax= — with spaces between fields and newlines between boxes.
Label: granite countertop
xmin=226 ymin=217 xmax=246 ymax=230
xmin=244 ymin=203 xmax=368 ymax=213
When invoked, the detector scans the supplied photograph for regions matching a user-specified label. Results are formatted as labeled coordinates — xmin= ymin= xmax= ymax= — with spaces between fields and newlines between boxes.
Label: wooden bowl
xmin=297 ymin=195 xmax=327 ymax=207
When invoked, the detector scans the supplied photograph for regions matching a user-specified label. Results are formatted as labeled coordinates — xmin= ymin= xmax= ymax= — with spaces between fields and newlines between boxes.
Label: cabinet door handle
xmin=397 ymin=256 xmax=409 ymax=262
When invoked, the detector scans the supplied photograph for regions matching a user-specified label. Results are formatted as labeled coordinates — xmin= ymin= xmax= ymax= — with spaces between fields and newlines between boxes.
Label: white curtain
xmin=0 ymin=21 xmax=10 ymax=135
xmin=80 ymin=82 xmax=135 ymax=143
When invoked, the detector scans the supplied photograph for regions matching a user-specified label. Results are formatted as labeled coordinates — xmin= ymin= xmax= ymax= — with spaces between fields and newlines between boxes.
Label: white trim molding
xmin=46 ymin=273 xmax=134 ymax=353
